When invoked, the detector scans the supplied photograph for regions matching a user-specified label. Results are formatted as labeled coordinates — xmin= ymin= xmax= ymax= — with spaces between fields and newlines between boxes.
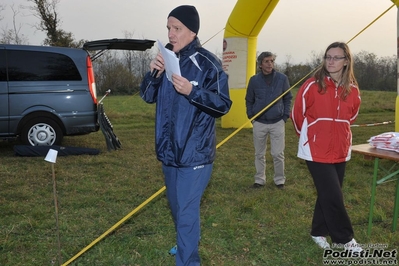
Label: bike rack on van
xmin=97 ymin=90 xmax=121 ymax=151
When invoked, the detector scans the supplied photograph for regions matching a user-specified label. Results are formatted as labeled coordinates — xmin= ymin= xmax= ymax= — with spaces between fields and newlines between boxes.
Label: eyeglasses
xmin=324 ymin=56 xmax=346 ymax=62
xmin=262 ymin=59 xmax=274 ymax=64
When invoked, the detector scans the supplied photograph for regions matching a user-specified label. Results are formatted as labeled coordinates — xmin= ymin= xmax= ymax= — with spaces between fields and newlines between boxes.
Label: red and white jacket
xmin=291 ymin=77 xmax=361 ymax=163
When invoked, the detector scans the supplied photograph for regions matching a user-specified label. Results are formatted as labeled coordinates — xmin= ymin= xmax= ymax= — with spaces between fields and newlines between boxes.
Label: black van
xmin=0 ymin=39 xmax=155 ymax=146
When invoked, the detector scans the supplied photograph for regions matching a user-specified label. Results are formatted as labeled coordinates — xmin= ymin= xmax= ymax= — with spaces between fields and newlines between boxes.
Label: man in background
xmin=245 ymin=51 xmax=292 ymax=190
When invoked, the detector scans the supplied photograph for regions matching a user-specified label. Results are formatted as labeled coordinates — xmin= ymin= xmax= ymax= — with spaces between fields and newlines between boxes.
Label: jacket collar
xmin=177 ymin=37 xmax=201 ymax=59
xmin=260 ymin=69 xmax=275 ymax=77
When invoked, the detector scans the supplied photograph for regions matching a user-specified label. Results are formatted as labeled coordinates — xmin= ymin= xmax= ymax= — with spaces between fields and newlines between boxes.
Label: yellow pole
xmin=393 ymin=1 xmax=399 ymax=131
xmin=221 ymin=0 xmax=280 ymax=128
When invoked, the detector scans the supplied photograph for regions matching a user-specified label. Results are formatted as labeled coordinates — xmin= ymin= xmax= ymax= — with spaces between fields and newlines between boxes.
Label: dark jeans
xmin=306 ymin=161 xmax=354 ymax=244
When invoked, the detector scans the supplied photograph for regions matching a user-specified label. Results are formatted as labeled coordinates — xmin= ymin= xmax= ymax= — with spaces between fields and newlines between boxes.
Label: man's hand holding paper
xmin=158 ymin=40 xmax=181 ymax=82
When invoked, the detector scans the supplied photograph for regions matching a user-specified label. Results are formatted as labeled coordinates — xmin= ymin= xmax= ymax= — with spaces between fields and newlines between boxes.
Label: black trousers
xmin=306 ymin=161 xmax=354 ymax=244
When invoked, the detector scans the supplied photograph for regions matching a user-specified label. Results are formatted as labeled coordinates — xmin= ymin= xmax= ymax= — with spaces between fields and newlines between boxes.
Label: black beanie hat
xmin=168 ymin=5 xmax=200 ymax=34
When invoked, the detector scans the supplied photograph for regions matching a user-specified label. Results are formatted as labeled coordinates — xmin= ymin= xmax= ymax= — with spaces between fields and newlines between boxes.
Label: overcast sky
xmin=1 ymin=0 xmax=397 ymax=64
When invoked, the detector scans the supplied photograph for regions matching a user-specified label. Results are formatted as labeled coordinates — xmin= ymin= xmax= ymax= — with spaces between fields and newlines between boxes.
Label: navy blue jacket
xmin=245 ymin=70 xmax=292 ymax=124
xmin=140 ymin=38 xmax=232 ymax=167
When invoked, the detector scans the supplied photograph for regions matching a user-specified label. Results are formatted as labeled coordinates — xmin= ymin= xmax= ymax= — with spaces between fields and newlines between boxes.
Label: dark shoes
xmin=276 ymin=184 xmax=285 ymax=190
xmin=250 ymin=183 xmax=285 ymax=189
xmin=250 ymin=183 xmax=265 ymax=189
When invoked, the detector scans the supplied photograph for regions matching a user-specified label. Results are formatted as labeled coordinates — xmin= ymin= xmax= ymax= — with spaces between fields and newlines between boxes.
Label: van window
xmin=7 ymin=50 xmax=82 ymax=81
xmin=0 ymin=50 xmax=6 ymax=82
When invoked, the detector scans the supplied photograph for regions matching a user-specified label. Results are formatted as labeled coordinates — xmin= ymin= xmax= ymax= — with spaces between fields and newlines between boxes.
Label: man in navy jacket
xmin=140 ymin=5 xmax=232 ymax=266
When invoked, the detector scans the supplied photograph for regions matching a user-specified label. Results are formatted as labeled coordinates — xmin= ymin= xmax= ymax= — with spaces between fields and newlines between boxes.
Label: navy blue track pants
xmin=163 ymin=163 xmax=213 ymax=266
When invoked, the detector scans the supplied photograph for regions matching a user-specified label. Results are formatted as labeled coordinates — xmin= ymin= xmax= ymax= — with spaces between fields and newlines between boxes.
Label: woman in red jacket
xmin=291 ymin=42 xmax=362 ymax=252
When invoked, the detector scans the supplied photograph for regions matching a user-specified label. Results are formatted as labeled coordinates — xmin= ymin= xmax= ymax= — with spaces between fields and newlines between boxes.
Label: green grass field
xmin=0 ymin=90 xmax=398 ymax=265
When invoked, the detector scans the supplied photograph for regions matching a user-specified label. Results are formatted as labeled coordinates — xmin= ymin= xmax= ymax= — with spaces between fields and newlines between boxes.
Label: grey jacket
xmin=245 ymin=70 xmax=292 ymax=124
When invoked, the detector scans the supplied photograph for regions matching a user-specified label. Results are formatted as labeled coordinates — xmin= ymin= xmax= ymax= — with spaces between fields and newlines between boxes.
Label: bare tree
xmin=0 ymin=4 xmax=4 ymax=21
xmin=26 ymin=0 xmax=58 ymax=45
xmin=121 ymin=31 xmax=155 ymax=92
xmin=26 ymin=0 xmax=84 ymax=47
xmin=93 ymin=51 xmax=135 ymax=95
xmin=354 ymin=51 xmax=396 ymax=91
xmin=122 ymin=31 xmax=136 ymax=71
xmin=132 ymin=46 xmax=155 ymax=81
xmin=1 ymin=5 xmax=29 ymax=44
xmin=307 ymin=50 xmax=324 ymax=70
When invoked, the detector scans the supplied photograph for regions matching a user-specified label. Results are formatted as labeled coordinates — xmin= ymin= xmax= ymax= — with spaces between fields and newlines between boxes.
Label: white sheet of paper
xmin=157 ymin=39 xmax=180 ymax=81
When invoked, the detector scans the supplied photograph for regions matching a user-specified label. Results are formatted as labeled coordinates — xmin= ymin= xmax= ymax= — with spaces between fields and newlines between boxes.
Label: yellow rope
xmin=201 ymin=27 xmax=226 ymax=47
xmin=61 ymin=4 xmax=396 ymax=265
xmin=347 ymin=4 xmax=395 ymax=44
xmin=62 ymin=186 xmax=166 ymax=266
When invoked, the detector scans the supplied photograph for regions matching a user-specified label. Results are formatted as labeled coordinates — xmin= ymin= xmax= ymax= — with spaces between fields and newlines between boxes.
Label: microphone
xmin=151 ymin=43 xmax=174 ymax=78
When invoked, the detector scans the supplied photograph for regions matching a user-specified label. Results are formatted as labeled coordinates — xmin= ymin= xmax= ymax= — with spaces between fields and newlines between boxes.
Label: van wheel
xmin=21 ymin=118 xmax=63 ymax=146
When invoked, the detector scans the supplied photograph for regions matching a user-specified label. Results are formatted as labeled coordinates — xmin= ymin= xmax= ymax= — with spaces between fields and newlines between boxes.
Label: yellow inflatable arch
xmin=221 ymin=0 xmax=280 ymax=128
xmin=222 ymin=0 xmax=399 ymax=130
